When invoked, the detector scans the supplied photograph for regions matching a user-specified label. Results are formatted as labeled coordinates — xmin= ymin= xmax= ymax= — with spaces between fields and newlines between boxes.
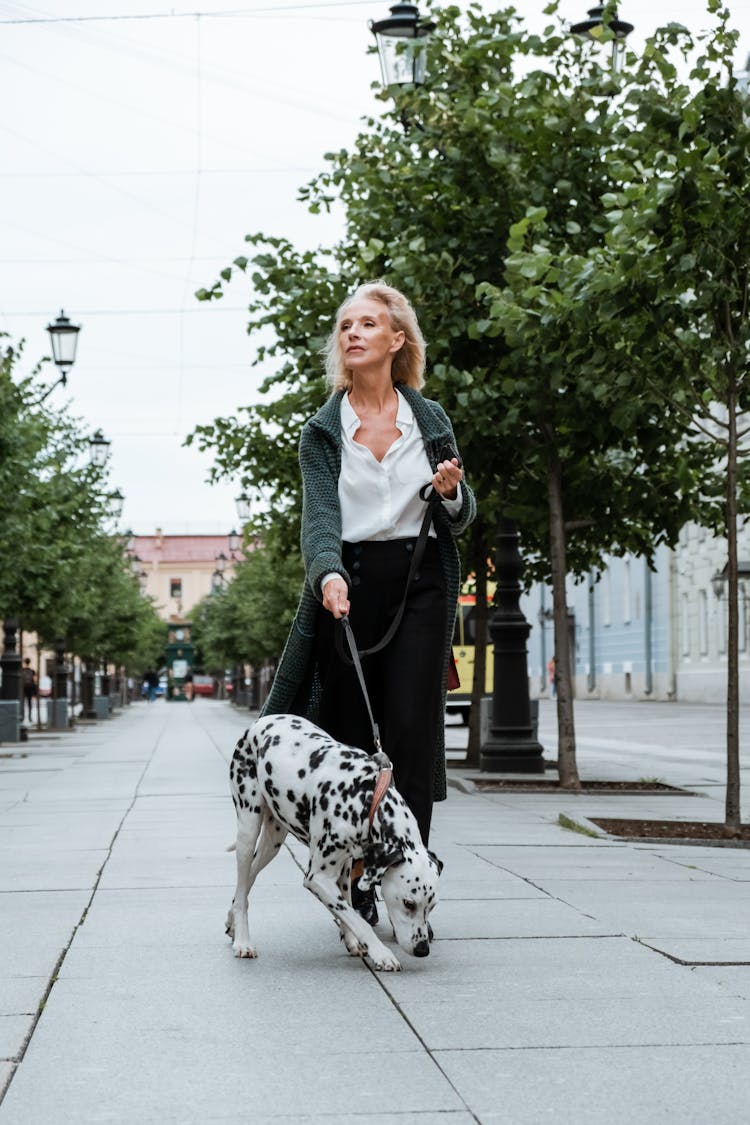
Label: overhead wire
xmin=0 ymin=1 xmax=377 ymax=24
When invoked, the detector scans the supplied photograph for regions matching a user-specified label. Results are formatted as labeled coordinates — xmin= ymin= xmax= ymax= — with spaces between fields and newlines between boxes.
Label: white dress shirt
xmin=321 ymin=389 xmax=462 ymax=590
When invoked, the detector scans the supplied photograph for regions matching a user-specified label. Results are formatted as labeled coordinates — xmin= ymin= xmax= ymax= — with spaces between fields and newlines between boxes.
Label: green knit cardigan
xmin=260 ymin=383 xmax=476 ymax=801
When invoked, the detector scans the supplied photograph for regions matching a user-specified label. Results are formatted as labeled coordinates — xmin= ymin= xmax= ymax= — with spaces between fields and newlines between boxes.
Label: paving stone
xmin=436 ymin=1044 xmax=750 ymax=1124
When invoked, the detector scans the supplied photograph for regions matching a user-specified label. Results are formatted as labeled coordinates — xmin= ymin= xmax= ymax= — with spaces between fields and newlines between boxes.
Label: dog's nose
xmin=413 ymin=940 xmax=430 ymax=958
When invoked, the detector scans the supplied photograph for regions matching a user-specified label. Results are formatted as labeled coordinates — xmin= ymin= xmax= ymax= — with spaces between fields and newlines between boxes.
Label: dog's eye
xmin=403 ymin=899 xmax=417 ymax=913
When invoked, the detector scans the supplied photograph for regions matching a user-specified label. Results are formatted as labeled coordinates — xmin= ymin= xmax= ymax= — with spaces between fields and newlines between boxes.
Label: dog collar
xmin=368 ymin=767 xmax=392 ymax=831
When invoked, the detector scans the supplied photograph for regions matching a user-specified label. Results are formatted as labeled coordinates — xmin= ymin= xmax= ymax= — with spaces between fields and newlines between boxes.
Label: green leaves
xmin=0 ymin=336 xmax=162 ymax=663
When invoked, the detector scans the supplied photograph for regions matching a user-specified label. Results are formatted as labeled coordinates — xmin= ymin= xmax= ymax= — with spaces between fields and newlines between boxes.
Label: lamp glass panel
xmin=48 ymin=320 xmax=79 ymax=368
xmin=375 ymin=33 xmax=427 ymax=87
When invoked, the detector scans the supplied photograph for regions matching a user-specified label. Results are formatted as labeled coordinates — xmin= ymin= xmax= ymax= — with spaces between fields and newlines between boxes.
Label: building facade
xmin=134 ymin=530 xmax=242 ymax=620
xmin=522 ymin=521 xmax=750 ymax=703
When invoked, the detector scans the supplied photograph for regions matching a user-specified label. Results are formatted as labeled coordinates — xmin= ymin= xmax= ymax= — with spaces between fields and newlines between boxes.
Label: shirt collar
xmin=341 ymin=387 xmax=414 ymax=434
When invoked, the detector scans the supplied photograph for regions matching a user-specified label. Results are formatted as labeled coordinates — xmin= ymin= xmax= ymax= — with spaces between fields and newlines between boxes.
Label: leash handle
xmin=341 ymin=615 xmax=382 ymax=754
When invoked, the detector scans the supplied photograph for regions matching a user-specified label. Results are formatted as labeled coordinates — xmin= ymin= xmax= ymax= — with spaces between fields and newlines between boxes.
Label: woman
xmin=261 ymin=281 xmax=475 ymax=916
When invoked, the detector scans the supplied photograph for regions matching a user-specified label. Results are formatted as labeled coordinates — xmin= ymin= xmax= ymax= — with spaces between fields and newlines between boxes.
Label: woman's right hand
xmin=322 ymin=576 xmax=350 ymax=619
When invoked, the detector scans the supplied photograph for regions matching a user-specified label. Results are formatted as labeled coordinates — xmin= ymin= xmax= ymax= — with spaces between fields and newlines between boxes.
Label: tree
xmin=571 ymin=2 xmax=750 ymax=829
xmin=1 ymin=335 xmax=161 ymax=683
xmin=191 ymin=533 xmax=304 ymax=671
xmin=189 ymin=2 xmax=726 ymax=783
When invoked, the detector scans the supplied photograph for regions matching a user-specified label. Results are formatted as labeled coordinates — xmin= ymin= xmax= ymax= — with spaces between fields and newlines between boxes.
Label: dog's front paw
xmin=233 ymin=939 xmax=258 ymax=959
xmin=368 ymin=945 xmax=402 ymax=972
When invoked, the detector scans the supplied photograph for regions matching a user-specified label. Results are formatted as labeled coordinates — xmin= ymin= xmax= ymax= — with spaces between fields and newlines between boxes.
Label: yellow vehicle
xmin=447 ymin=582 xmax=495 ymax=724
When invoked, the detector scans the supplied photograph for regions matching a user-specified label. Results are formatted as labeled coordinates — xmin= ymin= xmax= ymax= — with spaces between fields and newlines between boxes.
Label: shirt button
xmin=352 ymin=576 xmax=361 ymax=587
xmin=352 ymin=561 xmax=360 ymax=570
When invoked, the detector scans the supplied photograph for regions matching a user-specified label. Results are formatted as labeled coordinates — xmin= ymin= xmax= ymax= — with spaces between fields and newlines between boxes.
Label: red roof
xmin=134 ymin=535 xmax=246 ymax=564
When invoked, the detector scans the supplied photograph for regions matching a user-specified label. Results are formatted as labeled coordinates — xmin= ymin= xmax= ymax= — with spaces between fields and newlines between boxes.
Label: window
xmin=698 ymin=590 xmax=708 ymax=656
xmin=681 ymin=594 xmax=691 ymax=656
xmin=170 ymin=578 xmax=182 ymax=600
xmin=623 ymin=559 xmax=632 ymax=624
xmin=602 ymin=569 xmax=612 ymax=627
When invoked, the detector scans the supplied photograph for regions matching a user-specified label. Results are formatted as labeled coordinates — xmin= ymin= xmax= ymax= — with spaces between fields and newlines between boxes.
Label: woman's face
xmin=338 ymin=297 xmax=404 ymax=374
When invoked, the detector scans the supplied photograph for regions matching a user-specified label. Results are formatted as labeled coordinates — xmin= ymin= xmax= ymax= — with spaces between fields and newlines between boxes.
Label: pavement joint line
xmin=634 ymin=940 xmax=750 ymax=967
xmin=469 ymin=849 xmax=604 ymax=922
xmin=434 ymin=1040 xmax=750 ymax=1052
xmin=0 ymin=719 xmax=167 ymax=1108
xmin=371 ymin=973 xmax=482 ymax=1125
xmin=436 ymin=933 xmax=624 ymax=941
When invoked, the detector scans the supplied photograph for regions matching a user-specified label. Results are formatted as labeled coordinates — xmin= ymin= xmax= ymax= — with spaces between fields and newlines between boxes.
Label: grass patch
xmin=558 ymin=813 xmax=600 ymax=838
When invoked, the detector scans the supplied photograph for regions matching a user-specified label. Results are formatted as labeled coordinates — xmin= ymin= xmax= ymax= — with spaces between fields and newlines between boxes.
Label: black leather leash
xmin=340 ymin=615 xmax=383 ymax=754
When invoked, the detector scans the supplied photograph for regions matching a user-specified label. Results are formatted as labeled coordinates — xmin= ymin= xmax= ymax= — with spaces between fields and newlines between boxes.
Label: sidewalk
xmin=1 ymin=698 xmax=749 ymax=1123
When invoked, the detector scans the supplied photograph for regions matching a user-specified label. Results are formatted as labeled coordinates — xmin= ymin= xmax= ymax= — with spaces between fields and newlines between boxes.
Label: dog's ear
xmin=427 ymin=849 xmax=444 ymax=876
xmin=359 ymin=845 xmax=404 ymax=890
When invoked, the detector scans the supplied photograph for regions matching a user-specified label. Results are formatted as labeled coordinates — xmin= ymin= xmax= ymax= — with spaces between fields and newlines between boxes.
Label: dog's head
xmin=367 ymin=845 xmax=442 ymax=958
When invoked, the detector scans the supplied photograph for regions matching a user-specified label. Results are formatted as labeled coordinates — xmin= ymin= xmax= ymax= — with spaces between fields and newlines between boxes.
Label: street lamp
xmin=109 ymin=489 xmax=124 ymax=522
xmin=38 ymin=309 xmax=81 ymax=402
xmin=215 ymin=551 xmax=228 ymax=575
xmin=228 ymin=528 xmax=240 ymax=556
xmin=369 ymin=3 xmax=434 ymax=89
xmin=46 ymin=309 xmax=81 ymax=386
xmin=89 ymin=428 xmax=111 ymax=467
xmin=235 ymin=492 xmax=252 ymax=523
xmin=570 ymin=4 xmax=634 ymax=72
xmin=212 ymin=569 xmax=224 ymax=594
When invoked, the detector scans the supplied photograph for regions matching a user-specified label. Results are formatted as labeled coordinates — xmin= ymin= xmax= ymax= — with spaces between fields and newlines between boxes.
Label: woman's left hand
xmin=432 ymin=457 xmax=463 ymax=501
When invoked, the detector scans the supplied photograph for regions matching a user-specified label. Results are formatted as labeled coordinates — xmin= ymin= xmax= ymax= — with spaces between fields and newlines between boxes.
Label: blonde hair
xmin=325 ymin=281 xmax=426 ymax=393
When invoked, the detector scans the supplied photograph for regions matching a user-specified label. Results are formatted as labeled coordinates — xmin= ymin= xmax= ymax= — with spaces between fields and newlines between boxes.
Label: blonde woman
xmin=261 ymin=282 xmax=475 ymax=921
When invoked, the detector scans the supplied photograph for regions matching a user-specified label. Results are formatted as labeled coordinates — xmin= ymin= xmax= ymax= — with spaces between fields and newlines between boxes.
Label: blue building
xmin=522 ymin=523 xmax=750 ymax=703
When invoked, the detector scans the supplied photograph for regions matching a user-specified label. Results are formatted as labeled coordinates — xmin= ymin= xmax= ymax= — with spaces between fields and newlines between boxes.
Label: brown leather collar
xmin=368 ymin=767 xmax=392 ymax=831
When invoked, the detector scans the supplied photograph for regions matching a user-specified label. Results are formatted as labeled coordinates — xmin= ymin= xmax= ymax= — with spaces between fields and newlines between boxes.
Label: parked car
xmin=192 ymin=674 xmax=216 ymax=697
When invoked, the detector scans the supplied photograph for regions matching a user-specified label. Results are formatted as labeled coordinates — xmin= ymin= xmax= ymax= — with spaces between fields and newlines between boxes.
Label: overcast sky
xmin=2 ymin=0 xmax=749 ymax=536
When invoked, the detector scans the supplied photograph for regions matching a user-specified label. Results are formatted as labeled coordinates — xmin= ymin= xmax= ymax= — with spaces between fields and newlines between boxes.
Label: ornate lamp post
xmin=0 ymin=618 xmax=23 ymax=740
xmin=480 ymin=521 xmax=545 ymax=772
xmin=570 ymin=4 xmax=634 ymax=73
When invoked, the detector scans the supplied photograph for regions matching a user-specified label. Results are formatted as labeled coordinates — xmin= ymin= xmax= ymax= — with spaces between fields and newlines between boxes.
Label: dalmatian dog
xmin=226 ymin=713 xmax=442 ymax=972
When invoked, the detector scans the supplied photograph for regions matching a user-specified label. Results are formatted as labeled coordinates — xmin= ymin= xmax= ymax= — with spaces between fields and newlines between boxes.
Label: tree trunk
xmin=725 ymin=374 xmax=741 ymax=833
xmin=547 ymin=449 xmax=580 ymax=789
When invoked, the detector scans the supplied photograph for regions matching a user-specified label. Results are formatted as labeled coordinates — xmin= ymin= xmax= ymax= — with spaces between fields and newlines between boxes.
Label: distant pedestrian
xmin=143 ymin=668 xmax=159 ymax=702
xmin=21 ymin=658 xmax=37 ymax=722
xmin=183 ymin=669 xmax=194 ymax=702
xmin=547 ymin=656 xmax=556 ymax=697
